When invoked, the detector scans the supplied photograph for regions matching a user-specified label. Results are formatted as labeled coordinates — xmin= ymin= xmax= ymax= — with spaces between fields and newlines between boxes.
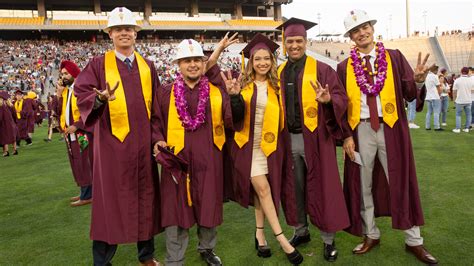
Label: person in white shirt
xmin=439 ymin=71 xmax=450 ymax=126
xmin=424 ymin=65 xmax=442 ymax=130
xmin=469 ymin=67 xmax=474 ymax=127
xmin=452 ymin=67 xmax=474 ymax=133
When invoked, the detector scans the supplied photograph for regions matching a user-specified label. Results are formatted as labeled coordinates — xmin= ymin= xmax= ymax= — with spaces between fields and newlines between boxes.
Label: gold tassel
xmin=241 ymin=51 xmax=245 ymax=73
xmin=282 ymin=28 xmax=286 ymax=56
xmin=186 ymin=173 xmax=192 ymax=207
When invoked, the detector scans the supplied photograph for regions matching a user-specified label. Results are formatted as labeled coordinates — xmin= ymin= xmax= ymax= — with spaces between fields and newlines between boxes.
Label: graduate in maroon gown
xmin=210 ymin=33 xmax=304 ymax=264
xmin=337 ymin=9 xmax=437 ymax=264
xmin=74 ymin=7 xmax=161 ymax=266
xmin=276 ymin=18 xmax=350 ymax=262
xmin=154 ymin=38 xmax=243 ymax=266
xmin=13 ymin=90 xmax=33 ymax=146
xmin=44 ymin=94 xmax=60 ymax=142
xmin=0 ymin=91 xmax=17 ymax=156
xmin=25 ymin=91 xmax=38 ymax=138
xmin=57 ymin=60 xmax=93 ymax=207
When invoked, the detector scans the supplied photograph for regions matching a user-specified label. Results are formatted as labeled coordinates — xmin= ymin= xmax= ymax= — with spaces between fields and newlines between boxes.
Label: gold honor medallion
xmin=264 ymin=132 xmax=275 ymax=143
xmin=306 ymin=107 xmax=318 ymax=118
xmin=385 ymin=103 xmax=395 ymax=114
xmin=215 ymin=125 xmax=224 ymax=136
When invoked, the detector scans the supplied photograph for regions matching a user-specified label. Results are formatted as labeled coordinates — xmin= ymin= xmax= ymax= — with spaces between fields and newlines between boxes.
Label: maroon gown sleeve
xmin=392 ymin=49 xmax=427 ymax=112
xmin=149 ymin=62 xmax=163 ymax=145
xmin=74 ymin=57 xmax=108 ymax=128
xmin=319 ymin=62 xmax=348 ymax=141
xmin=336 ymin=60 xmax=354 ymax=140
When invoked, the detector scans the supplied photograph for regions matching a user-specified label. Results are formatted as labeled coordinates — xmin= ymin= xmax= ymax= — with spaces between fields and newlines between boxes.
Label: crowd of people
xmin=2 ymin=6 xmax=474 ymax=266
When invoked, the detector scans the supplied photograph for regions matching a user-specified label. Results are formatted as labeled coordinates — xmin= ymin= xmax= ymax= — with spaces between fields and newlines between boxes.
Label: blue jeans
xmin=455 ymin=103 xmax=472 ymax=129
xmin=407 ymin=99 xmax=417 ymax=122
xmin=471 ymin=101 xmax=474 ymax=126
xmin=440 ymin=96 xmax=449 ymax=123
xmin=425 ymin=99 xmax=441 ymax=129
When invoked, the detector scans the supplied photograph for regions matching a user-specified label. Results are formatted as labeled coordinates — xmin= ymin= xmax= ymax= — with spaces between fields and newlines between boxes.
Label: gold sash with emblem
xmin=167 ymin=82 xmax=225 ymax=155
xmin=234 ymin=81 xmax=283 ymax=157
xmin=105 ymin=50 xmax=153 ymax=142
xmin=345 ymin=51 xmax=398 ymax=130
xmin=278 ymin=56 xmax=319 ymax=132
xmin=60 ymin=86 xmax=81 ymax=131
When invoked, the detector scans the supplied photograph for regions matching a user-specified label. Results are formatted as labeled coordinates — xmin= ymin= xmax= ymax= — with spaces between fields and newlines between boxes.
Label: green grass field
xmin=1 ymin=105 xmax=473 ymax=265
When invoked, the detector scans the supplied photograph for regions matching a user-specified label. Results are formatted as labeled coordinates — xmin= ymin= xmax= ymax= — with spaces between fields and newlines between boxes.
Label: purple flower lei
xmin=173 ymin=73 xmax=210 ymax=131
xmin=350 ymin=42 xmax=388 ymax=96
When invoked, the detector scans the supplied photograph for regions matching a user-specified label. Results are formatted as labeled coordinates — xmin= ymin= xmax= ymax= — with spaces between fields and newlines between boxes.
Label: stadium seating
xmin=437 ymin=34 xmax=473 ymax=72
xmin=0 ymin=17 xmax=44 ymax=25
xmin=227 ymin=19 xmax=281 ymax=27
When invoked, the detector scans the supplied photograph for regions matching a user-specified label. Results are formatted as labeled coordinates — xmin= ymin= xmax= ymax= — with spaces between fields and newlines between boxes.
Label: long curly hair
xmin=241 ymin=49 xmax=280 ymax=92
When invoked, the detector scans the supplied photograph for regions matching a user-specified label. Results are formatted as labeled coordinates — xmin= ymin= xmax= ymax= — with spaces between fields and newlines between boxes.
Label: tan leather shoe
xmin=405 ymin=244 xmax=438 ymax=265
xmin=70 ymin=199 xmax=92 ymax=207
xmin=139 ymin=258 xmax=161 ymax=266
xmin=70 ymin=196 xmax=80 ymax=202
xmin=352 ymin=236 xmax=380 ymax=254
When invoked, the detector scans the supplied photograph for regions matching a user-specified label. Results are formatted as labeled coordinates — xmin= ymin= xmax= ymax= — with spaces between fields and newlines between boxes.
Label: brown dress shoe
xmin=70 ymin=199 xmax=92 ymax=207
xmin=405 ymin=244 xmax=438 ymax=265
xmin=352 ymin=236 xmax=380 ymax=254
xmin=70 ymin=196 xmax=80 ymax=202
xmin=139 ymin=258 xmax=161 ymax=266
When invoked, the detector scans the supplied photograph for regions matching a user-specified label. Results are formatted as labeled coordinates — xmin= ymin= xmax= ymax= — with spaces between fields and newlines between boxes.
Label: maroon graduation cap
xmin=276 ymin=17 xmax=317 ymax=38
xmin=276 ymin=17 xmax=317 ymax=55
xmin=240 ymin=33 xmax=280 ymax=71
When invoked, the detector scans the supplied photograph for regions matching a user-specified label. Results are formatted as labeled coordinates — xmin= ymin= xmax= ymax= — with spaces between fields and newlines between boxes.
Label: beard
xmin=62 ymin=77 xmax=74 ymax=86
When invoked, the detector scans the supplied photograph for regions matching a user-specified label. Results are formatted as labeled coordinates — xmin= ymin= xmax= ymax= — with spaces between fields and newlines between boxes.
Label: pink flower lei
xmin=350 ymin=42 xmax=388 ymax=96
xmin=173 ymin=73 xmax=210 ymax=131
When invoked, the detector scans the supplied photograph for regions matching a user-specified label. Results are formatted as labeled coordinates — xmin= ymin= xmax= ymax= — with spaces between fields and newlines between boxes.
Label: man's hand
xmin=94 ymin=81 xmax=119 ymax=102
xmin=310 ymin=80 xmax=331 ymax=104
xmin=220 ymin=70 xmax=242 ymax=96
xmin=217 ymin=32 xmax=239 ymax=51
xmin=64 ymin=125 xmax=77 ymax=134
xmin=153 ymin=141 xmax=168 ymax=155
xmin=56 ymin=82 xmax=65 ymax=96
xmin=414 ymin=52 xmax=434 ymax=83
xmin=343 ymin=136 xmax=356 ymax=161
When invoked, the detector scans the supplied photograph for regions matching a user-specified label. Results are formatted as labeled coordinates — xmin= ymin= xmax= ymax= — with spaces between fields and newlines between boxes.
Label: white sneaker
xmin=441 ymin=123 xmax=447 ymax=126
xmin=462 ymin=128 xmax=470 ymax=133
xmin=409 ymin=123 xmax=420 ymax=129
xmin=452 ymin=129 xmax=461 ymax=133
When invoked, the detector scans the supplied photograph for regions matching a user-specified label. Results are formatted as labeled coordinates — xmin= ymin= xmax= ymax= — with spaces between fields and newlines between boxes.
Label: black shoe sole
xmin=257 ymin=249 xmax=272 ymax=258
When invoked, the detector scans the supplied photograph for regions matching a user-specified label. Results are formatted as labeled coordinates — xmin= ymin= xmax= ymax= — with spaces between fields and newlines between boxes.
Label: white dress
xmin=250 ymin=80 xmax=269 ymax=177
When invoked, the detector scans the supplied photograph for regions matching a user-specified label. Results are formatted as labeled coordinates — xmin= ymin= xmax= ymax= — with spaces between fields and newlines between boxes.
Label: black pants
xmin=80 ymin=185 xmax=92 ymax=200
xmin=92 ymin=238 xmax=155 ymax=266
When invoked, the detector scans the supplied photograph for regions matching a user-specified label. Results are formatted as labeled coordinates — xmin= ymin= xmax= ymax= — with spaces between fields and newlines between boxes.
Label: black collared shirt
xmin=284 ymin=54 xmax=307 ymax=133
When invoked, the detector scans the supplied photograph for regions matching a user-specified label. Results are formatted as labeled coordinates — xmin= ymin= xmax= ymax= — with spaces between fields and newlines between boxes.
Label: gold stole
xmin=104 ymin=50 xmax=152 ymax=142
xmin=345 ymin=51 xmax=398 ymax=130
xmin=278 ymin=56 xmax=319 ymax=132
xmin=234 ymin=81 xmax=283 ymax=157
xmin=14 ymin=99 xmax=23 ymax=119
xmin=167 ymin=82 xmax=225 ymax=155
xmin=60 ymin=86 xmax=81 ymax=130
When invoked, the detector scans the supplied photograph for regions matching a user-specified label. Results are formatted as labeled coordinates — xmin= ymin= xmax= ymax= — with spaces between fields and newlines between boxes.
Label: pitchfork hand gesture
xmin=220 ymin=70 xmax=242 ymax=96
xmin=94 ymin=81 xmax=119 ymax=102
xmin=414 ymin=52 xmax=433 ymax=83
xmin=310 ymin=80 xmax=331 ymax=104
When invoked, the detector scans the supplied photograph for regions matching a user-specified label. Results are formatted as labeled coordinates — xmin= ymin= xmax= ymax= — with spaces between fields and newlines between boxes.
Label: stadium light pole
xmin=317 ymin=13 xmax=321 ymax=35
xmin=406 ymin=0 xmax=410 ymax=37
xmin=422 ymin=10 xmax=427 ymax=35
